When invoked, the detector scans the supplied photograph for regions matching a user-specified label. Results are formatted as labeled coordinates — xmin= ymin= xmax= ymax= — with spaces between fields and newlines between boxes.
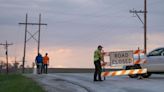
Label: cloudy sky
xmin=0 ymin=0 xmax=164 ymax=68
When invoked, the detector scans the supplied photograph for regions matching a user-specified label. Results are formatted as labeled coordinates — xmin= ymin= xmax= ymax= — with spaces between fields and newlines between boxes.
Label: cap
xmin=98 ymin=45 xmax=103 ymax=48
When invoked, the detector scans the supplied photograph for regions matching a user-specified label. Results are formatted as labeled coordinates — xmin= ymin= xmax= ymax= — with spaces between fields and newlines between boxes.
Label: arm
xmin=48 ymin=57 xmax=49 ymax=65
xmin=100 ymin=51 xmax=104 ymax=62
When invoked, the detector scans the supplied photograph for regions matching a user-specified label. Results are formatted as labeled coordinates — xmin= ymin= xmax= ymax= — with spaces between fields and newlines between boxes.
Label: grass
xmin=0 ymin=74 xmax=45 ymax=92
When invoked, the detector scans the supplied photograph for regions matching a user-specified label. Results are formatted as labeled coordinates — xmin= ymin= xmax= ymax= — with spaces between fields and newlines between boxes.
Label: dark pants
xmin=43 ymin=64 xmax=48 ymax=74
xmin=94 ymin=60 xmax=102 ymax=81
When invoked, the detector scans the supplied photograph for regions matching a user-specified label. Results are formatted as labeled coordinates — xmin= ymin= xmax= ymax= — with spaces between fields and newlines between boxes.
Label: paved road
xmin=26 ymin=73 xmax=164 ymax=92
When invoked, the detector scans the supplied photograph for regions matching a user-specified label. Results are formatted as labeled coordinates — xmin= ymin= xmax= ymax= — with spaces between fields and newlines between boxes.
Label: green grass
xmin=0 ymin=74 xmax=45 ymax=92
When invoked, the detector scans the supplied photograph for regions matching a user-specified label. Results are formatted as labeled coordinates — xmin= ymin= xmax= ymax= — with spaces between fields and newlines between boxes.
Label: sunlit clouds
xmin=0 ymin=0 xmax=164 ymax=68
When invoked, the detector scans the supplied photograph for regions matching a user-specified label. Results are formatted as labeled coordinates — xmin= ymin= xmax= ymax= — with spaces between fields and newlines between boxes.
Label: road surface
xmin=25 ymin=73 xmax=164 ymax=92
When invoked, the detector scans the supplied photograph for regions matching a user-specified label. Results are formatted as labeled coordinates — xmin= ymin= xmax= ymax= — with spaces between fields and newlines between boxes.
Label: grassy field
xmin=0 ymin=74 xmax=45 ymax=92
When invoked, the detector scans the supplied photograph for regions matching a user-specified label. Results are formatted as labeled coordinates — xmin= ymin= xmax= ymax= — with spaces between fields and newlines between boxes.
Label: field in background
xmin=0 ymin=68 xmax=121 ymax=73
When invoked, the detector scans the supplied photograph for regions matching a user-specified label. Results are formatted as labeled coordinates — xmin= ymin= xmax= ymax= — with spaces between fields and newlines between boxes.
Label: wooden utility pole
xmin=19 ymin=13 xmax=47 ymax=73
xmin=38 ymin=14 xmax=42 ymax=55
xmin=144 ymin=0 xmax=147 ymax=54
xmin=0 ymin=41 xmax=13 ymax=74
xmin=130 ymin=0 xmax=147 ymax=54
xmin=22 ymin=14 xmax=27 ymax=73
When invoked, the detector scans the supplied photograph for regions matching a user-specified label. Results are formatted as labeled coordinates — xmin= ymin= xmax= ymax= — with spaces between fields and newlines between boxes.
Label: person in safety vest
xmin=93 ymin=45 xmax=104 ymax=81
xmin=35 ymin=53 xmax=43 ymax=74
xmin=43 ymin=53 xmax=49 ymax=74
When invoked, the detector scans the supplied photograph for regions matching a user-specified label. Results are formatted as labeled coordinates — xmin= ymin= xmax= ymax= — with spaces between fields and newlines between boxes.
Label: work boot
xmin=94 ymin=79 xmax=98 ymax=82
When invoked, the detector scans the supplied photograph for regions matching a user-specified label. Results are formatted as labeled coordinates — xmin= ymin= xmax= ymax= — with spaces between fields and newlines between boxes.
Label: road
xmin=26 ymin=73 xmax=164 ymax=92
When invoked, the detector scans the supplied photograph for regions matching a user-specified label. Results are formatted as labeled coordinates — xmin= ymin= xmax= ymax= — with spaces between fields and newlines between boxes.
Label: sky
xmin=0 ymin=0 xmax=164 ymax=68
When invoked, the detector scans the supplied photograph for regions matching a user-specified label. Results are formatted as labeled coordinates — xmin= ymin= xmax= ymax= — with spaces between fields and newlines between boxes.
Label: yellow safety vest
xmin=94 ymin=49 xmax=104 ymax=62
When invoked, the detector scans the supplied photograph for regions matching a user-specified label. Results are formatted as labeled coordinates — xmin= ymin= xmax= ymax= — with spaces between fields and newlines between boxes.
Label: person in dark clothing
xmin=93 ymin=45 xmax=104 ymax=81
xmin=35 ymin=53 xmax=43 ymax=74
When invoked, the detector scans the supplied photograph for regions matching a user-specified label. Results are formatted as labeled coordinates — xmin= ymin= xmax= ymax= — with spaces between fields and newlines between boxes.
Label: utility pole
xmin=19 ymin=13 xmax=47 ymax=73
xmin=0 ymin=41 xmax=13 ymax=74
xmin=130 ymin=0 xmax=147 ymax=54
xmin=144 ymin=0 xmax=147 ymax=54
xmin=38 ymin=14 xmax=42 ymax=55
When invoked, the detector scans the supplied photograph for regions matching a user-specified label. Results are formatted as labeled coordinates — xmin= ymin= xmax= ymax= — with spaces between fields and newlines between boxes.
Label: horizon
xmin=0 ymin=0 xmax=164 ymax=68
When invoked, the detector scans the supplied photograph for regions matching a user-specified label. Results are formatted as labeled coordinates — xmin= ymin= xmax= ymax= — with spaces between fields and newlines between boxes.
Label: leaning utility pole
xmin=19 ymin=13 xmax=47 ymax=73
xmin=0 ymin=41 xmax=13 ymax=74
xmin=130 ymin=0 xmax=147 ymax=54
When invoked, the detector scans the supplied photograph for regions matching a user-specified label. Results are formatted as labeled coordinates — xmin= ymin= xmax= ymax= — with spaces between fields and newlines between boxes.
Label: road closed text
xmin=110 ymin=51 xmax=134 ymax=66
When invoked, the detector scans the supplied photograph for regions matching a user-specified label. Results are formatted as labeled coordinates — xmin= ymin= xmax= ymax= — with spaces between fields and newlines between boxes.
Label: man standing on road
xmin=93 ymin=45 xmax=104 ymax=81
xmin=35 ymin=53 xmax=43 ymax=74
xmin=43 ymin=53 xmax=49 ymax=74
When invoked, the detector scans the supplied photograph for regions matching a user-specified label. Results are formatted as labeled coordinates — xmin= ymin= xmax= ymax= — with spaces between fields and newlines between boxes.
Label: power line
xmin=0 ymin=41 xmax=13 ymax=74
xmin=129 ymin=0 xmax=147 ymax=54
xmin=18 ymin=13 xmax=47 ymax=73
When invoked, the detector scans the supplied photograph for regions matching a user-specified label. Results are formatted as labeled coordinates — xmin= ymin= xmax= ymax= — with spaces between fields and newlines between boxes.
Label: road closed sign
xmin=110 ymin=51 xmax=134 ymax=66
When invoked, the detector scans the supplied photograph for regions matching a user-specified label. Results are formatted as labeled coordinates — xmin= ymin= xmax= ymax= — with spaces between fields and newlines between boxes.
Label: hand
xmin=101 ymin=62 xmax=107 ymax=66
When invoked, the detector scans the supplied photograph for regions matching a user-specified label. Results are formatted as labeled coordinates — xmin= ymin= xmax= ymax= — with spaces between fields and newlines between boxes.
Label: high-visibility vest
xmin=94 ymin=49 xmax=103 ymax=62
